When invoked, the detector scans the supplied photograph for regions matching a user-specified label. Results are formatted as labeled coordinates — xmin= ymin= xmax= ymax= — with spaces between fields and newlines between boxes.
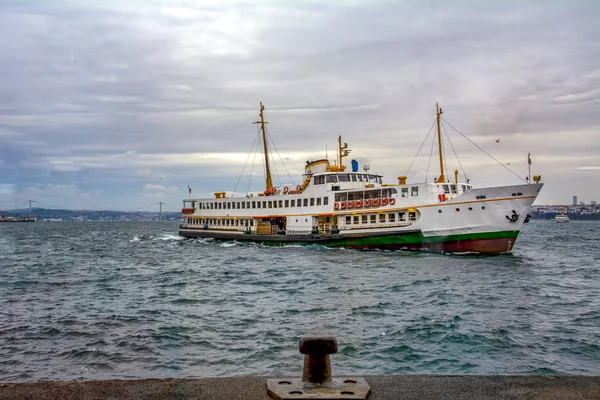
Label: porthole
xmin=468 ymin=207 xmax=473 ymax=211
xmin=438 ymin=210 xmax=442 ymax=213
xmin=482 ymin=206 xmax=486 ymax=210
xmin=456 ymin=208 xmax=460 ymax=212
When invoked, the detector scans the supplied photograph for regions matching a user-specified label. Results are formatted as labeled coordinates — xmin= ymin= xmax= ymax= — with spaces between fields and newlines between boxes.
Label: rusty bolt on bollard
xmin=267 ymin=335 xmax=371 ymax=400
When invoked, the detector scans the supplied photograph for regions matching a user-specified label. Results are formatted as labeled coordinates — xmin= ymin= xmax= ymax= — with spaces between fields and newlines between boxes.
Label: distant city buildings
xmin=573 ymin=195 xmax=578 ymax=206
xmin=531 ymin=202 xmax=600 ymax=220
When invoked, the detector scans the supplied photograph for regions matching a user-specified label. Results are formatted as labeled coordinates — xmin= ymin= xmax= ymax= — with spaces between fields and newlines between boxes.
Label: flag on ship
xmin=528 ymin=153 xmax=532 ymax=165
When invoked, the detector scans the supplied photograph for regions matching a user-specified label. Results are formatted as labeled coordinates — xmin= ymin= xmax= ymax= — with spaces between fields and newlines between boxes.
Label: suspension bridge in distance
xmin=0 ymin=200 xmax=180 ymax=222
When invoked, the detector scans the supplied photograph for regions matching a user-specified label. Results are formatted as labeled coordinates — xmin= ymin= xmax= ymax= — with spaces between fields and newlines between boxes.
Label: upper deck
xmin=182 ymin=169 xmax=474 ymax=218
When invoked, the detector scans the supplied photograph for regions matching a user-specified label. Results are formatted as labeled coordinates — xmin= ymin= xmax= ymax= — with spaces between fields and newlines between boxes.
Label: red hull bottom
xmin=353 ymin=237 xmax=517 ymax=254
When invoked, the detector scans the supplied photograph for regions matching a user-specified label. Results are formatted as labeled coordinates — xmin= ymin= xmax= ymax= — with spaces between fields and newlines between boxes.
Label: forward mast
xmin=253 ymin=102 xmax=273 ymax=192
xmin=436 ymin=102 xmax=445 ymax=183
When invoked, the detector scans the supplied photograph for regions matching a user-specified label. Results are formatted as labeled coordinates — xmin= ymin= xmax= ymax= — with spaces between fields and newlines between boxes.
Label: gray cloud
xmin=0 ymin=0 xmax=599 ymax=209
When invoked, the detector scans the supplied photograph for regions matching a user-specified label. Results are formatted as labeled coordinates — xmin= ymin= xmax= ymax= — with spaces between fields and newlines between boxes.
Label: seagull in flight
xmin=495 ymin=139 xmax=500 ymax=143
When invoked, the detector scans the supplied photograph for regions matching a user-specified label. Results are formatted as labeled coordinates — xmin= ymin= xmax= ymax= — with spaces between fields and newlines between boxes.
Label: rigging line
xmin=266 ymin=127 xmax=295 ymax=187
xmin=265 ymin=128 xmax=283 ymax=187
xmin=405 ymin=119 xmax=436 ymax=176
xmin=270 ymin=147 xmax=282 ymax=188
xmin=232 ymin=128 xmax=261 ymax=197
xmin=426 ymin=125 xmax=437 ymax=182
xmin=246 ymin=135 xmax=258 ymax=194
xmin=441 ymin=121 xmax=467 ymax=180
xmin=441 ymin=117 xmax=527 ymax=183
xmin=261 ymin=126 xmax=281 ymax=187
xmin=246 ymin=129 xmax=261 ymax=195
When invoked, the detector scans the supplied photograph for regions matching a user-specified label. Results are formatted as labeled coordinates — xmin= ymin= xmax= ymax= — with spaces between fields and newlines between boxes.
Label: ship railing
xmin=318 ymin=223 xmax=332 ymax=235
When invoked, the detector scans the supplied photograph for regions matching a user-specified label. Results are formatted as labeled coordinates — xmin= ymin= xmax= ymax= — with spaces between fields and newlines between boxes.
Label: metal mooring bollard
xmin=267 ymin=335 xmax=371 ymax=400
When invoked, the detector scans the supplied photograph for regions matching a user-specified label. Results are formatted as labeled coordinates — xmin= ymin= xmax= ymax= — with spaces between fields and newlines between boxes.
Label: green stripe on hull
xmin=257 ymin=230 xmax=520 ymax=248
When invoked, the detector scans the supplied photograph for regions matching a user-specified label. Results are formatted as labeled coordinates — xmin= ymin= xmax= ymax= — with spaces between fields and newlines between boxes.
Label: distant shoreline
xmin=0 ymin=208 xmax=181 ymax=222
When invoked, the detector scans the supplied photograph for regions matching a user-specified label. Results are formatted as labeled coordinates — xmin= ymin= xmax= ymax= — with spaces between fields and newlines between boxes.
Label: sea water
xmin=0 ymin=220 xmax=599 ymax=381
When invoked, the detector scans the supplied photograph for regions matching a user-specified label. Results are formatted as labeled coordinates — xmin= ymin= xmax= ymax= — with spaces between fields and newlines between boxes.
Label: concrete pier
xmin=1 ymin=375 xmax=599 ymax=399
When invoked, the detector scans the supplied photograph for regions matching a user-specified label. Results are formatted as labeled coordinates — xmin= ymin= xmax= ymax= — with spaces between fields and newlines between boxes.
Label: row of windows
xmin=334 ymin=188 xmax=398 ymax=202
xmin=344 ymin=212 xmax=417 ymax=225
xmin=196 ymin=197 xmax=330 ymax=210
xmin=187 ymin=218 xmax=255 ymax=227
xmin=313 ymin=173 xmax=383 ymax=185
xmin=187 ymin=213 xmax=416 ymax=227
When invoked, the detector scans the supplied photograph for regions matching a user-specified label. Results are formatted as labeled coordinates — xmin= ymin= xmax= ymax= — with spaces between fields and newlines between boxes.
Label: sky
xmin=0 ymin=0 xmax=598 ymax=211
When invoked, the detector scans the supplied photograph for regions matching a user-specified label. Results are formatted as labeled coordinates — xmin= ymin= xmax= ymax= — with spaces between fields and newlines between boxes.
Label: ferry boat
xmin=179 ymin=103 xmax=543 ymax=253
xmin=555 ymin=209 xmax=569 ymax=223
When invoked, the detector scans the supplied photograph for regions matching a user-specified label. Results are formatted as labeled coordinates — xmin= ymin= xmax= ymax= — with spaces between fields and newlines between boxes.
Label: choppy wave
xmin=0 ymin=220 xmax=599 ymax=382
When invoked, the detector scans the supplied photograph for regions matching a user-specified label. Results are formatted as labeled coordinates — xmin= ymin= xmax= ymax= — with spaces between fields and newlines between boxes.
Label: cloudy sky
xmin=0 ymin=0 xmax=598 ymax=211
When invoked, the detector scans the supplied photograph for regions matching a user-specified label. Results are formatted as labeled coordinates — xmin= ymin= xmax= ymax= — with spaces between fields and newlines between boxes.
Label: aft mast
xmin=435 ymin=102 xmax=446 ymax=183
xmin=253 ymin=102 xmax=273 ymax=192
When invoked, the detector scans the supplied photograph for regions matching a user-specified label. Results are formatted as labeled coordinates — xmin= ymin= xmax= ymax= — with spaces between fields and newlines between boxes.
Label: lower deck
xmin=180 ymin=208 xmax=420 ymax=236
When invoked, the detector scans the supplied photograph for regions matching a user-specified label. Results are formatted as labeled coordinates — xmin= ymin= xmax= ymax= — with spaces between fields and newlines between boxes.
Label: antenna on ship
xmin=435 ymin=102 xmax=446 ymax=183
xmin=253 ymin=102 xmax=273 ymax=192
xmin=338 ymin=135 xmax=351 ymax=171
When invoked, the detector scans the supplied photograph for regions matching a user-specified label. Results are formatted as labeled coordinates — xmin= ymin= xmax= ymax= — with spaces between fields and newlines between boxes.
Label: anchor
xmin=505 ymin=210 xmax=519 ymax=223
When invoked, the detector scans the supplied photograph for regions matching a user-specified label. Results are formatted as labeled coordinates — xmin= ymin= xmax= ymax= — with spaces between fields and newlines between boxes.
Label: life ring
xmin=373 ymin=198 xmax=380 ymax=207
xmin=347 ymin=201 xmax=354 ymax=209
xmin=296 ymin=185 xmax=302 ymax=191
xmin=364 ymin=199 xmax=371 ymax=207
xmin=381 ymin=198 xmax=389 ymax=206
xmin=438 ymin=193 xmax=446 ymax=202
xmin=334 ymin=202 xmax=340 ymax=210
xmin=272 ymin=187 xmax=277 ymax=194
xmin=283 ymin=186 xmax=289 ymax=194
xmin=355 ymin=199 xmax=362 ymax=208
xmin=340 ymin=201 xmax=347 ymax=209
xmin=389 ymin=198 xmax=396 ymax=205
